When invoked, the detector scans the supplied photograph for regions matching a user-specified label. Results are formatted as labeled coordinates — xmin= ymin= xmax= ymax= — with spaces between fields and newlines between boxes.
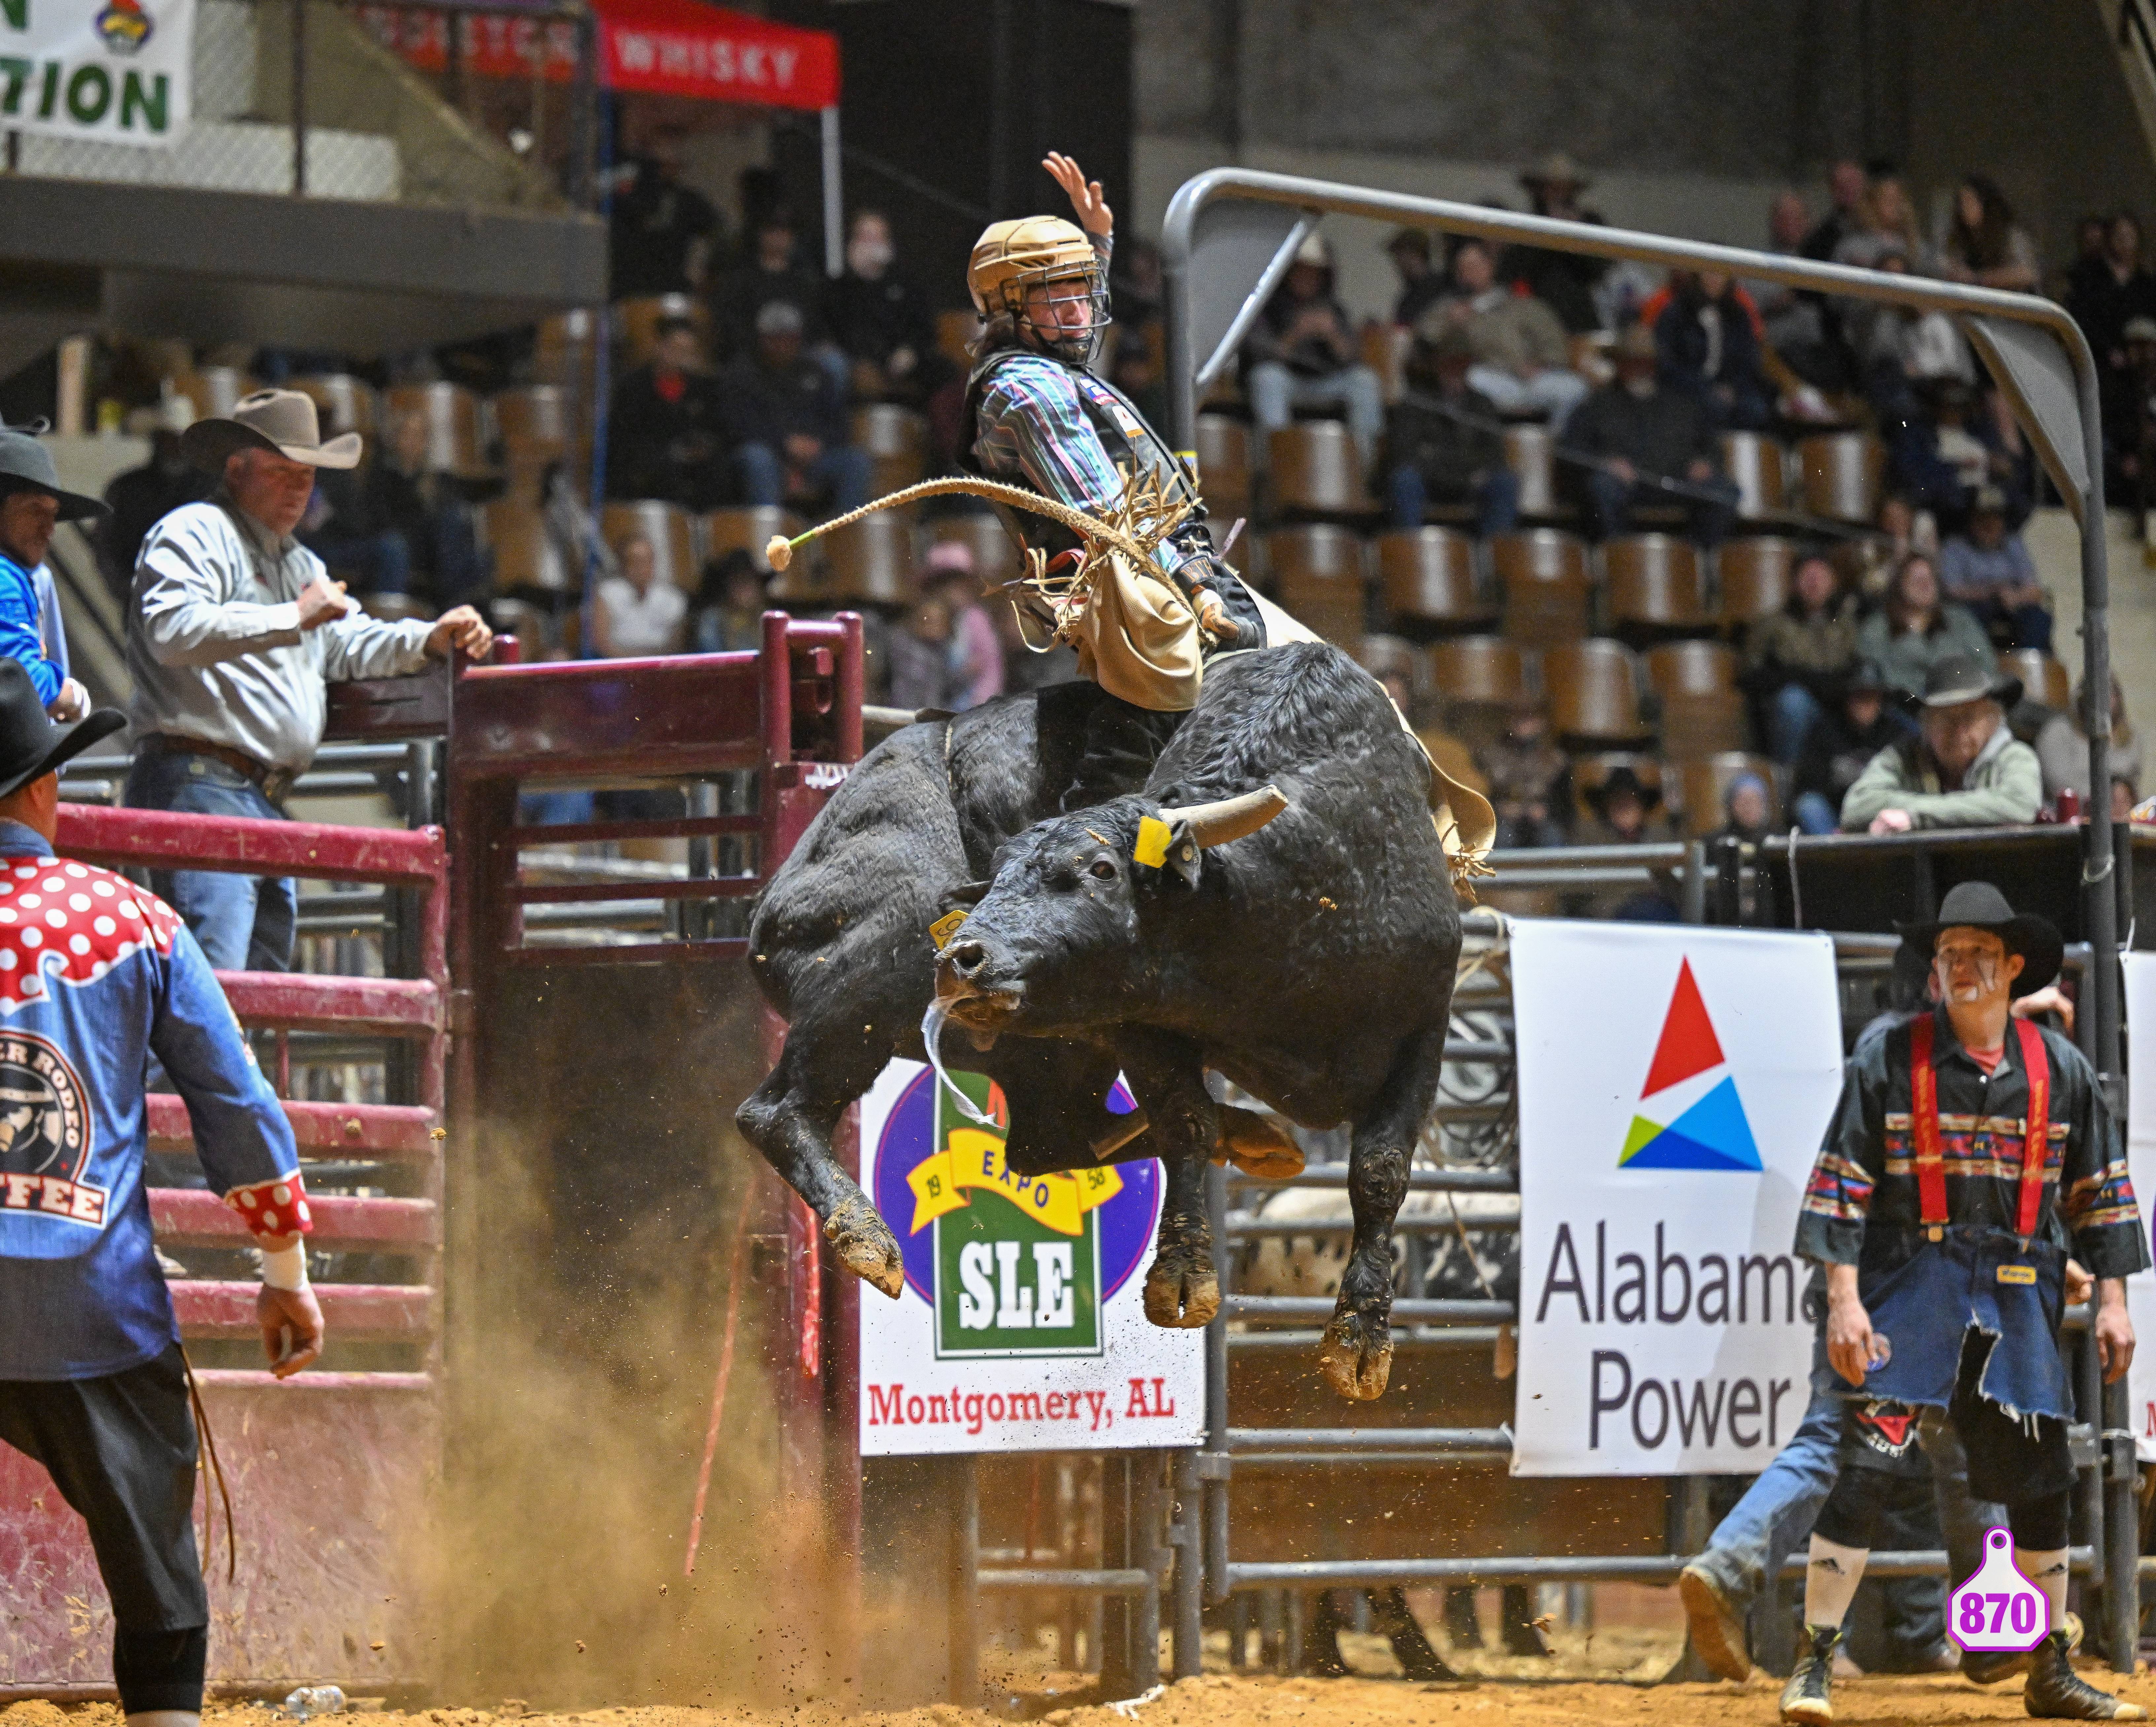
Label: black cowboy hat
xmin=1584 ymin=762 xmax=1662 ymax=814
xmin=1895 ymin=880 xmax=2063 ymax=998
xmin=0 ymin=659 xmax=123 ymax=800
xmin=1902 ymin=653 xmax=2022 ymax=716
xmin=0 ymin=424 xmax=107 ymax=522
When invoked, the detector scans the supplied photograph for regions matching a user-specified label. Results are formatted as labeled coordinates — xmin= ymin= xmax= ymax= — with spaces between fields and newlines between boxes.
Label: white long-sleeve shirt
xmin=127 ymin=498 xmax=434 ymax=773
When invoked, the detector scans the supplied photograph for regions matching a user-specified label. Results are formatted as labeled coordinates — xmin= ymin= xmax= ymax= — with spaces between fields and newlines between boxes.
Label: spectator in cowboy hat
xmin=0 ymin=420 xmax=103 ymax=726
xmin=1838 ymin=654 xmax=2042 ymax=834
xmin=123 ymin=389 xmax=493 ymax=972
xmin=1505 ymin=151 xmax=1609 ymax=334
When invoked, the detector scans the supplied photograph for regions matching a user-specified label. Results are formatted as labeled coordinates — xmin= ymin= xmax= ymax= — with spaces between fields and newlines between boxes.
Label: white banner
xmin=0 ymin=0 xmax=192 ymax=147
xmin=858 ymin=1059 xmax=1204 ymax=1456
xmin=2120 ymin=956 xmax=2156 ymax=1461
xmin=1512 ymin=922 xmax=1845 ymax=1475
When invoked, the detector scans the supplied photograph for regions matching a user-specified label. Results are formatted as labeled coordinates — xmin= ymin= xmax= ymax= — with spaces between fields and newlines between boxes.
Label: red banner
xmin=356 ymin=1 xmax=840 ymax=110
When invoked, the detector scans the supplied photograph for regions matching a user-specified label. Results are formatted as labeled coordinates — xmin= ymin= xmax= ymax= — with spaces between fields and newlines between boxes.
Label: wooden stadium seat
xmin=1502 ymin=423 xmax=1568 ymax=520
xmin=1362 ymin=323 xmax=1411 ymax=404
xmin=384 ymin=382 xmax=487 ymax=478
xmin=1262 ymin=523 xmax=1368 ymax=646
xmin=1717 ymin=537 xmax=1796 ymax=631
xmin=1268 ymin=422 xmax=1370 ymax=517
xmin=703 ymin=506 xmax=803 ymax=576
xmin=1196 ymin=414 xmax=1253 ymax=526
xmin=1430 ymin=636 xmax=1531 ymax=711
xmin=1719 ymin=431 xmax=1788 ymax=522
xmin=482 ymin=499 xmax=568 ymax=594
xmin=1797 ymin=432 xmax=1886 ymax=525
xmin=170 ymin=366 xmax=254 ymax=421
xmin=2002 ymin=648 xmax=2072 ymax=713
xmin=1645 ymin=641 xmax=1750 ymax=758
xmin=930 ymin=513 xmax=1024 ymax=588
xmin=493 ymin=384 xmax=573 ymax=462
xmin=937 ymin=308 xmax=982 ymax=372
xmin=1494 ymin=528 xmax=1592 ymax=647
xmin=535 ymin=309 xmax=600 ymax=392
xmin=819 ymin=509 xmax=912 ymax=607
xmin=1677 ymin=753 xmax=1782 ymax=838
xmin=599 ymin=500 xmax=697 ymax=591
xmin=1356 ymin=633 xmax=1423 ymax=701
xmin=291 ymin=373 xmax=376 ymax=439
xmin=853 ymin=403 xmax=928 ymax=496
xmin=616 ymin=294 xmax=712 ymax=368
xmin=1605 ymin=534 xmax=1709 ymax=638
xmin=1375 ymin=526 xmax=1492 ymax=638
xmin=1544 ymin=639 xmax=1650 ymax=745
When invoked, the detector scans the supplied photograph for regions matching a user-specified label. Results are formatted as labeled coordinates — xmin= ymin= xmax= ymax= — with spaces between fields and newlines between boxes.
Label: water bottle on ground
xmin=282 ymin=1686 xmax=347 ymax=1720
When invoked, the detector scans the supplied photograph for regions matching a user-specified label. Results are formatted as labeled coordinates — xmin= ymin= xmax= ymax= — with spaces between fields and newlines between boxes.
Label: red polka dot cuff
xmin=223 ymin=1173 xmax=316 ymax=1241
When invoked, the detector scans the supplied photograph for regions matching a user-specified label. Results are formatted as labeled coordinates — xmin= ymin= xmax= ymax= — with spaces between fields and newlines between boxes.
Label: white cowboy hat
xmin=179 ymin=387 xmax=362 ymax=472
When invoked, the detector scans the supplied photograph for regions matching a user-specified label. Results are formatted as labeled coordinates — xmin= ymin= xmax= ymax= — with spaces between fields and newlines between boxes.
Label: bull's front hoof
xmin=1320 ymin=1309 xmax=1393 ymax=1401
xmin=824 ymin=1195 xmax=905 ymax=1298
xmin=1213 ymin=1105 xmax=1305 ymax=1182
xmin=1143 ymin=1253 xmax=1220 ymax=1328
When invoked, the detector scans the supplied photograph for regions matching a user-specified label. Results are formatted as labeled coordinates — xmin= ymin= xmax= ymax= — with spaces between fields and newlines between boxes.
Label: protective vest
xmin=959 ymin=345 xmax=1208 ymax=561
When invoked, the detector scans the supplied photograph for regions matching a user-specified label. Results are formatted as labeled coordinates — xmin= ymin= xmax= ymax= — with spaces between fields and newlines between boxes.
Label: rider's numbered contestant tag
xmin=858 ymin=1060 xmax=1203 ymax=1455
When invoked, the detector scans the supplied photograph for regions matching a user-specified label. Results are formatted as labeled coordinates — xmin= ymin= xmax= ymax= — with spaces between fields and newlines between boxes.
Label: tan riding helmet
xmin=968 ymin=215 xmax=1098 ymax=319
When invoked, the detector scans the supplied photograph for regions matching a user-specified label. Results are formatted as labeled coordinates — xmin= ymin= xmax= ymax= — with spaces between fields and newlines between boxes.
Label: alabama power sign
xmin=857 ymin=1060 xmax=1203 ymax=1456
xmin=1511 ymin=922 xmax=1844 ymax=1475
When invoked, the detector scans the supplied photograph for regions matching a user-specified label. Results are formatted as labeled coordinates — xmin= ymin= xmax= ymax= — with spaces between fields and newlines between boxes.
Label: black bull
xmin=736 ymin=642 xmax=1462 ymax=1399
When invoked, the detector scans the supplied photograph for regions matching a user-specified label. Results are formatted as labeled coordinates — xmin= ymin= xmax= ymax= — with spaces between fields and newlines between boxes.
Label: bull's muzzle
xmin=935 ymin=939 xmax=1025 ymax=1028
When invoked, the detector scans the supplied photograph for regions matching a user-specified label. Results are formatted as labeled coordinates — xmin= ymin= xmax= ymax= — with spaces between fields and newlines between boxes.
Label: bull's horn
xmin=1158 ymin=785 xmax=1290 ymax=849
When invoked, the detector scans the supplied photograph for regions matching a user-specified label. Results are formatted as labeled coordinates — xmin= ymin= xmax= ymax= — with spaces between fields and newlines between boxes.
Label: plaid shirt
xmin=1796 ymin=1004 xmax=2149 ymax=1281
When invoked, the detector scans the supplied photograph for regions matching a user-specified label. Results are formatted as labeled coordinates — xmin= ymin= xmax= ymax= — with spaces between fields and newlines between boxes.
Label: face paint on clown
xmin=1931 ymin=925 xmax=2025 ymax=1042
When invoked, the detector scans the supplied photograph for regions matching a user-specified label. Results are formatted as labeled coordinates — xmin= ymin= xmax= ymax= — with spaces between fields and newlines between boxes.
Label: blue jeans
xmin=1767 ymin=683 xmax=1824 ymax=766
xmin=1692 ymin=1385 xmax=2005 ymax=1620
xmin=1584 ymin=469 xmax=1739 ymax=547
xmin=735 ymin=442 xmax=873 ymax=513
xmin=1386 ymin=464 xmax=1521 ymax=536
xmin=124 ymin=750 xmax=297 ymax=973
xmin=308 ymin=530 xmax=412 ymax=597
xmin=1793 ymin=789 xmax=1841 ymax=836
xmin=1246 ymin=360 xmax=1386 ymax=469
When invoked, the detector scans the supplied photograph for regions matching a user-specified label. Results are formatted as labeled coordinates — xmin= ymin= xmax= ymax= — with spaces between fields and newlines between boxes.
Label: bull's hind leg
xmin=1321 ymin=1024 xmax=1448 ymax=1401
xmin=1118 ymin=1036 xmax=1220 ymax=1328
xmin=735 ymin=1030 xmax=905 ymax=1298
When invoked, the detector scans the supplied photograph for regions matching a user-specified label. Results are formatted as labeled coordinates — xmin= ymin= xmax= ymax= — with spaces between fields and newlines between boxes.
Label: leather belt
xmin=143 ymin=734 xmax=296 ymax=804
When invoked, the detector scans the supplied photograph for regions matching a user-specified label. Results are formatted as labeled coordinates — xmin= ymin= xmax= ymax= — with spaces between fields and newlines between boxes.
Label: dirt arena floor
xmin=15 ymin=1657 xmax=2156 ymax=1727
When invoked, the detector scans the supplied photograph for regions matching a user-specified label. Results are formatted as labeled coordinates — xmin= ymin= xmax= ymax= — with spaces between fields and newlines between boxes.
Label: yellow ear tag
xmin=929 ymin=909 xmax=968 ymax=950
xmin=1132 ymin=815 xmax=1173 ymax=870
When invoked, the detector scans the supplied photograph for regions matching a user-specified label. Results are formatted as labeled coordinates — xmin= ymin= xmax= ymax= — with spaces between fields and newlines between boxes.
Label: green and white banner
xmin=0 ymin=0 xmax=192 ymax=146
xmin=858 ymin=1059 xmax=1204 ymax=1456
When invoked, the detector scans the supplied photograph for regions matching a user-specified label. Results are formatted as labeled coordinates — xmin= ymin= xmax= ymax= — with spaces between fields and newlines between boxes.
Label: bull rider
xmin=0 ymin=660 xmax=323 ymax=1727
xmin=1779 ymin=881 xmax=2145 ymax=1724
xmin=962 ymin=151 xmax=1267 ymax=809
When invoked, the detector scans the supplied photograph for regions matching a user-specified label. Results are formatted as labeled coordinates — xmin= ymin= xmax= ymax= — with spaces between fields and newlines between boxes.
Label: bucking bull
xmin=737 ymin=640 xmax=1462 ymax=1399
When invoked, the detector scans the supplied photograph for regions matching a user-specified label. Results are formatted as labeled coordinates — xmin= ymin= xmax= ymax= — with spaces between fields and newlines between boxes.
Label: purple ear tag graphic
xmin=1949 ymin=1526 xmax=2049 ymax=1653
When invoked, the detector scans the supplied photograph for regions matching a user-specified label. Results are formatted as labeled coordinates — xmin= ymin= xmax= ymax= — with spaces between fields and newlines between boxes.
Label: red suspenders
xmin=1908 ymin=1014 xmax=2051 ymax=1238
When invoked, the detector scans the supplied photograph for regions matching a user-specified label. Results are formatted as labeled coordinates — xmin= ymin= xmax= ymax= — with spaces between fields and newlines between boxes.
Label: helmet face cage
xmin=1006 ymin=265 xmax=1108 ymax=367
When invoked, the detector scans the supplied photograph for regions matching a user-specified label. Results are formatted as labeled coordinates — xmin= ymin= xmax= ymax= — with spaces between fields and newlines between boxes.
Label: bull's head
xmin=933 ymin=786 xmax=1288 ymax=1037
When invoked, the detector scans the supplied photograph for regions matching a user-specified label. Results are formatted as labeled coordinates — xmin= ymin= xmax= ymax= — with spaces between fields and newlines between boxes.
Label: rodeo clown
xmin=1780 ymin=881 xmax=2145 ymax=1725
xmin=0 ymin=660 xmax=322 ymax=1727
xmin=962 ymin=150 xmax=1268 ymax=808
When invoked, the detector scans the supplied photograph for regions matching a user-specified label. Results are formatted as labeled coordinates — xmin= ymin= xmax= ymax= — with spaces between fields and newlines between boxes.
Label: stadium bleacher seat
xmin=1645 ymin=641 xmax=1750 ymax=759
xmin=493 ymin=384 xmax=573 ymax=464
xmin=1502 ymin=423 xmax=1569 ymax=521
xmin=1677 ymin=752 xmax=1783 ymax=836
xmin=1717 ymin=537 xmax=1795 ymax=632
xmin=1797 ymin=432 xmax=1886 ymax=525
xmin=1376 ymin=526 xmax=1493 ymax=638
xmin=704 ymin=506 xmax=803 ymax=576
xmin=2002 ymin=648 xmax=2073 ymax=713
xmin=1268 ymin=422 xmax=1370 ymax=517
xmin=1719 ymin=431 xmax=1788 ymax=523
xmin=1605 ymin=534 xmax=1709 ymax=639
xmin=536 ymin=309 xmax=600 ymax=393
xmin=818 ymin=509 xmax=912 ymax=608
xmin=170 ymin=366 xmax=254 ymax=421
xmin=1362 ymin=323 xmax=1411 ymax=404
xmin=853 ymin=402 xmax=928 ymax=496
xmin=617 ymin=294 xmax=712 ymax=368
xmin=1430 ymin=635 xmax=1533 ymax=712
xmin=1262 ymin=522 xmax=1368 ymax=646
xmin=599 ymin=500 xmax=697 ymax=591
xmin=1545 ymin=638 xmax=1651 ymax=745
xmin=385 ymin=382 xmax=487 ymax=478
xmin=292 ymin=373 xmax=376 ymax=439
xmin=930 ymin=512 xmax=1023 ymax=588
xmin=1495 ymin=528 xmax=1593 ymax=648
xmin=482 ymin=499 xmax=569 ymax=594
xmin=1195 ymin=414 xmax=1253 ymax=528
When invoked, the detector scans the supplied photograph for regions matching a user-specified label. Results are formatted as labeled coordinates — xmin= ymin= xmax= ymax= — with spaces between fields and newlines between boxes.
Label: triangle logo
xmin=1619 ymin=961 xmax=1763 ymax=1172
